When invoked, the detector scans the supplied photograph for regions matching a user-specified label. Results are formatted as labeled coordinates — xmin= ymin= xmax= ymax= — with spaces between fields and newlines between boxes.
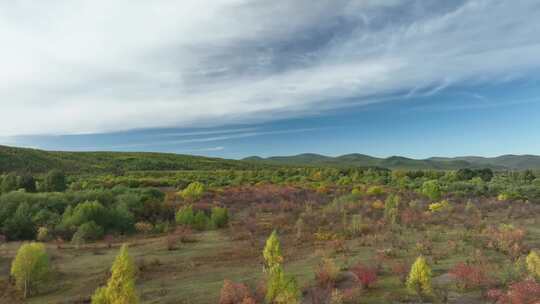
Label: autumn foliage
xmin=351 ymin=263 xmax=378 ymax=289
xmin=219 ymin=280 xmax=255 ymax=304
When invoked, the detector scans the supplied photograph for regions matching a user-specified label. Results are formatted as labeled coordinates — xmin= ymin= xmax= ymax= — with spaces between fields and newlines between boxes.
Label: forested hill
xmin=0 ymin=145 xmax=267 ymax=174
xmin=2 ymin=145 xmax=540 ymax=174
xmin=243 ymin=153 xmax=540 ymax=170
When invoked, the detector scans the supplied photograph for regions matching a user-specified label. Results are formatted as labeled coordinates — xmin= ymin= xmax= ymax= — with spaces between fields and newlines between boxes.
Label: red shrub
xmin=219 ymin=280 xmax=253 ymax=304
xmin=487 ymin=280 xmax=540 ymax=304
xmin=351 ymin=263 xmax=378 ymax=289
xmin=506 ymin=279 xmax=540 ymax=304
xmin=449 ymin=262 xmax=492 ymax=290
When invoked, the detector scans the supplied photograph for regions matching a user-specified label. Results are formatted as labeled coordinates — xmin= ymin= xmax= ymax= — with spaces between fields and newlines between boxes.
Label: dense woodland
xmin=0 ymin=147 xmax=539 ymax=303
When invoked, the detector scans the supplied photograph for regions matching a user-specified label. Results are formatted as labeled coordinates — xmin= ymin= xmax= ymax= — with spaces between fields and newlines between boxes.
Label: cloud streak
xmin=1 ymin=0 xmax=540 ymax=136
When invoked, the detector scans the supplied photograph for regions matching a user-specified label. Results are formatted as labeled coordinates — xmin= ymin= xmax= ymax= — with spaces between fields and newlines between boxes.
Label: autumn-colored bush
xmin=134 ymin=221 xmax=153 ymax=234
xmin=350 ymin=263 xmax=378 ymax=289
xmin=487 ymin=279 xmax=540 ymax=304
xmin=315 ymin=258 xmax=340 ymax=287
xmin=449 ymin=262 xmax=492 ymax=291
xmin=484 ymin=225 xmax=527 ymax=260
xmin=219 ymin=280 xmax=254 ymax=304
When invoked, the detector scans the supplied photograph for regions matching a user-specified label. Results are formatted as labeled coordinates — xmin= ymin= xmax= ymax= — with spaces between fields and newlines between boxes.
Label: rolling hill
xmin=243 ymin=153 xmax=540 ymax=170
xmin=2 ymin=145 xmax=540 ymax=173
xmin=0 ymin=145 xmax=268 ymax=174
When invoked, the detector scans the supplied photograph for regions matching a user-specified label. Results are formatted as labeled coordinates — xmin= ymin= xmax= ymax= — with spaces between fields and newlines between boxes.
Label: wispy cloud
xmin=44 ymin=127 xmax=322 ymax=151
xmin=1 ymin=1 xmax=540 ymax=136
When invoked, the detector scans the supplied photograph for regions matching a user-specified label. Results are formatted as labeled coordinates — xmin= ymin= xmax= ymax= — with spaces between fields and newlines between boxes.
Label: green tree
xmin=10 ymin=242 xmax=50 ymax=298
xmin=44 ymin=170 xmax=67 ymax=192
xmin=91 ymin=244 xmax=139 ymax=304
xmin=71 ymin=221 xmax=104 ymax=245
xmin=4 ymin=202 xmax=36 ymax=240
xmin=1 ymin=173 xmax=18 ymax=193
xmin=406 ymin=256 xmax=432 ymax=299
xmin=421 ymin=180 xmax=441 ymax=201
xmin=17 ymin=174 xmax=36 ymax=193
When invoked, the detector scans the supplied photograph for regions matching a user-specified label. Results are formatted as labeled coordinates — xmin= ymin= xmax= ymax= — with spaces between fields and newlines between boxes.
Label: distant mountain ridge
xmin=243 ymin=153 xmax=540 ymax=170
xmin=1 ymin=144 xmax=539 ymax=173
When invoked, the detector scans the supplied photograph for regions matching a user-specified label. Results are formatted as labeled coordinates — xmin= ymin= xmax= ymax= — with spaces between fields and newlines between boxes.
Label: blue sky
xmin=1 ymin=1 xmax=540 ymax=159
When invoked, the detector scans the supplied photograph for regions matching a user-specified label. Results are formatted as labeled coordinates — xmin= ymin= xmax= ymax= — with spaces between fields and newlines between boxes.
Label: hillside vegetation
xmin=0 ymin=145 xmax=267 ymax=174
xmin=244 ymin=153 xmax=540 ymax=170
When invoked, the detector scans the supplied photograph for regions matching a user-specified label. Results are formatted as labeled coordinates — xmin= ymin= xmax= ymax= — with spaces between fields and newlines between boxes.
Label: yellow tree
xmin=526 ymin=250 xmax=540 ymax=279
xmin=11 ymin=242 xmax=50 ymax=298
xmin=263 ymin=230 xmax=283 ymax=272
xmin=92 ymin=244 xmax=139 ymax=304
xmin=406 ymin=256 xmax=432 ymax=299
xmin=263 ymin=231 xmax=299 ymax=304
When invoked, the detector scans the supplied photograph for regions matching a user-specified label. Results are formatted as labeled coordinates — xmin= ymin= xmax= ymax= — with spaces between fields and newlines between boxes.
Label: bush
xmin=488 ymin=279 xmax=540 ymax=304
xmin=315 ymin=258 xmax=340 ymax=287
xmin=351 ymin=263 xmax=378 ymax=289
xmin=71 ymin=221 xmax=104 ymax=244
xmin=11 ymin=242 xmax=50 ymax=298
xmin=134 ymin=222 xmax=153 ymax=234
xmin=175 ymin=205 xmax=194 ymax=226
xmin=428 ymin=200 xmax=451 ymax=213
xmin=448 ymin=262 xmax=491 ymax=291
xmin=180 ymin=182 xmax=205 ymax=201
xmin=192 ymin=211 xmax=209 ymax=231
xmin=210 ymin=207 xmax=229 ymax=229
xmin=36 ymin=227 xmax=50 ymax=242
xmin=422 ymin=180 xmax=441 ymax=200
xmin=219 ymin=280 xmax=253 ymax=304
xmin=366 ymin=186 xmax=384 ymax=196
xmin=1 ymin=173 xmax=18 ymax=193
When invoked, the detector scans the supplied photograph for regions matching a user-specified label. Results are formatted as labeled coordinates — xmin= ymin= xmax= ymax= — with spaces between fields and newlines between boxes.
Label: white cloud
xmin=1 ymin=0 xmax=540 ymax=136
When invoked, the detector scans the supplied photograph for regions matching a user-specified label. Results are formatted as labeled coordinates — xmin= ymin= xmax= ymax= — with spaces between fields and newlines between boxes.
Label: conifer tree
xmin=406 ymin=256 xmax=433 ymax=299
xmin=263 ymin=230 xmax=299 ymax=304
xmin=91 ymin=244 xmax=139 ymax=304
xmin=384 ymin=194 xmax=400 ymax=225
xmin=263 ymin=230 xmax=283 ymax=272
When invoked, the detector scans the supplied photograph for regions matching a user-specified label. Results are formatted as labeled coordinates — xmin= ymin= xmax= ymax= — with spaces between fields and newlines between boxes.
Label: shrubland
xmin=0 ymin=166 xmax=539 ymax=303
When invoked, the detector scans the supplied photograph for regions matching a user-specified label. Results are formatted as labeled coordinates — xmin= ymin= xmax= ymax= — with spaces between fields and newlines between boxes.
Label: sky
xmin=1 ymin=0 xmax=540 ymax=159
